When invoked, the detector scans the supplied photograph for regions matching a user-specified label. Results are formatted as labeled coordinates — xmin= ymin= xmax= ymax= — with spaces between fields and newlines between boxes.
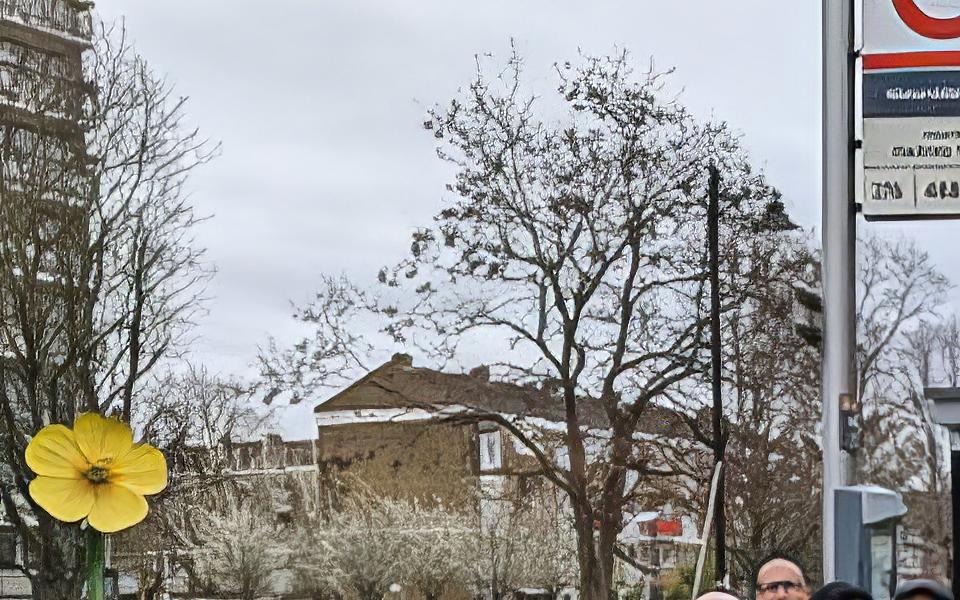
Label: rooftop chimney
xmin=391 ymin=353 xmax=413 ymax=366
xmin=468 ymin=365 xmax=490 ymax=380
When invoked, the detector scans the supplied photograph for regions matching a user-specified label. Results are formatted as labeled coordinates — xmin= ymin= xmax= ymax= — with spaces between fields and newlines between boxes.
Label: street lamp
xmin=924 ymin=387 xmax=960 ymax=600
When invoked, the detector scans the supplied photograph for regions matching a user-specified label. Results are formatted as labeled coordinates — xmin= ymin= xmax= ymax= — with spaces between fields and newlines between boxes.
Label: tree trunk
xmin=570 ymin=408 xmax=630 ymax=600
xmin=575 ymin=505 xmax=609 ymax=600
xmin=596 ymin=439 xmax=628 ymax=600
xmin=597 ymin=522 xmax=618 ymax=600
xmin=30 ymin=518 xmax=84 ymax=600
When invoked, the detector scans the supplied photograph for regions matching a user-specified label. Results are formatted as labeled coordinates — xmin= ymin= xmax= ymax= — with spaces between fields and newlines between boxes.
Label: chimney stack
xmin=468 ymin=365 xmax=490 ymax=381
xmin=391 ymin=353 xmax=413 ymax=366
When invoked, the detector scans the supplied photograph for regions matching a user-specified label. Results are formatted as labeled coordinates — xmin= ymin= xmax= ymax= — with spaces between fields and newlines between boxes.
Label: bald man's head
xmin=698 ymin=592 xmax=740 ymax=600
xmin=757 ymin=559 xmax=807 ymax=586
xmin=755 ymin=556 xmax=810 ymax=600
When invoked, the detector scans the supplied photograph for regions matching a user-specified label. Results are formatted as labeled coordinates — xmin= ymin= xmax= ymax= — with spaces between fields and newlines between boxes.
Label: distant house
xmin=314 ymin=353 xmax=601 ymax=502
xmin=314 ymin=353 xmax=703 ymax=596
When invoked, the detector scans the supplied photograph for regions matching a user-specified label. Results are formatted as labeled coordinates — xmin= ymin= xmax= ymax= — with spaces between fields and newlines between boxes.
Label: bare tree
xmin=856 ymin=236 xmax=951 ymax=487
xmin=0 ymin=22 xmax=214 ymax=598
xmin=120 ymin=465 xmax=315 ymax=600
xmin=257 ymin=275 xmax=374 ymax=405
xmin=289 ymin=476 xmax=576 ymax=600
xmin=370 ymin=51 xmax=778 ymax=600
xmin=469 ymin=481 xmax=579 ymax=599
xmin=293 ymin=482 xmax=475 ymax=600
xmin=191 ymin=495 xmax=290 ymax=600
xmin=134 ymin=366 xmax=271 ymax=472
xmin=264 ymin=51 xmax=787 ymax=600
xmin=857 ymin=235 xmax=951 ymax=405
xmin=110 ymin=367 xmax=274 ymax=600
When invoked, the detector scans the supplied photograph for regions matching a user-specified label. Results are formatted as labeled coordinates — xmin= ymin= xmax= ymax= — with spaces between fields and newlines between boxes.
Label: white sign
xmin=863 ymin=166 xmax=960 ymax=216
xmin=870 ymin=533 xmax=894 ymax=600
xmin=862 ymin=0 xmax=960 ymax=217
xmin=864 ymin=116 xmax=960 ymax=167
xmin=0 ymin=572 xmax=31 ymax=596
xmin=864 ymin=0 xmax=960 ymax=53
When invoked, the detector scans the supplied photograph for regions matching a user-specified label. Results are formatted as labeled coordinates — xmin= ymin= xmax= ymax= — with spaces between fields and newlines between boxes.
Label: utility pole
xmin=708 ymin=165 xmax=727 ymax=587
xmin=821 ymin=0 xmax=857 ymax=582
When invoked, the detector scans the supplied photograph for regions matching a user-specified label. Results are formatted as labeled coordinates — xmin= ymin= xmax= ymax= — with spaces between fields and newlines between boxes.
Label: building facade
xmin=0 ymin=2 xmax=92 ymax=596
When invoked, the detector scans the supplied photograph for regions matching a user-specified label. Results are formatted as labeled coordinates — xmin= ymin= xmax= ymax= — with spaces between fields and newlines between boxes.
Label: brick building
xmin=314 ymin=353 xmax=596 ymax=502
xmin=315 ymin=354 xmax=702 ymax=598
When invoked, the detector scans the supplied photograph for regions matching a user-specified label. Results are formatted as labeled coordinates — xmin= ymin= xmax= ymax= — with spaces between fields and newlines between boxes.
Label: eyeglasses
xmin=757 ymin=581 xmax=804 ymax=596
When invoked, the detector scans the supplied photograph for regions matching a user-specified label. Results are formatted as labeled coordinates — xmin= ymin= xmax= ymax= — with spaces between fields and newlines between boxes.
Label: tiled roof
xmin=316 ymin=356 xmax=684 ymax=436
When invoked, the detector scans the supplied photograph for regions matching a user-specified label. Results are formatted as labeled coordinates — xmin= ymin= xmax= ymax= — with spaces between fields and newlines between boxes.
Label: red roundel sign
xmin=893 ymin=0 xmax=960 ymax=39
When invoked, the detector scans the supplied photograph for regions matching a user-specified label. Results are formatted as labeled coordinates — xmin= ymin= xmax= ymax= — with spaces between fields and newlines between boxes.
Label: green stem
xmin=85 ymin=527 xmax=104 ymax=600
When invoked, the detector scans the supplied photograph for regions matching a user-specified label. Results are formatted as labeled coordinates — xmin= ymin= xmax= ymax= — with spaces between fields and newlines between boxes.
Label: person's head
xmin=698 ymin=591 xmax=740 ymax=600
xmin=810 ymin=582 xmax=873 ymax=600
xmin=894 ymin=579 xmax=954 ymax=600
xmin=755 ymin=555 xmax=810 ymax=600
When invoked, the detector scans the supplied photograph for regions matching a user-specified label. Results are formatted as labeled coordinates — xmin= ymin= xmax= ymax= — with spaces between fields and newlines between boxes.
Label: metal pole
xmin=708 ymin=165 xmax=727 ymax=587
xmin=822 ymin=0 xmax=856 ymax=583
xmin=952 ymin=437 xmax=960 ymax=599
xmin=692 ymin=462 xmax=724 ymax=600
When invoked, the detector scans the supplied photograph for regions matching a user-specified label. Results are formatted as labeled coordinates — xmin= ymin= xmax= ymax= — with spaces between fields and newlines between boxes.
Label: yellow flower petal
xmin=87 ymin=484 xmax=148 ymax=533
xmin=73 ymin=413 xmax=133 ymax=466
xmin=25 ymin=424 xmax=87 ymax=479
xmin=111 ymin=443 xmax=167 ymax=496
xmin=29 ymin=476 xmax=95 ymax=523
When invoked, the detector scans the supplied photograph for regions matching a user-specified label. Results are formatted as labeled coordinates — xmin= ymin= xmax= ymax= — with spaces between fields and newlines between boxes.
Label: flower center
xmin=85 ymin=466 xmax=109 ymax=484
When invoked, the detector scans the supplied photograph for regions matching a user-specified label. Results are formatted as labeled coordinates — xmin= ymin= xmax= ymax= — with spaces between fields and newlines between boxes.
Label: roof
xmin=315 ymin=355 xmax=684 ymax=436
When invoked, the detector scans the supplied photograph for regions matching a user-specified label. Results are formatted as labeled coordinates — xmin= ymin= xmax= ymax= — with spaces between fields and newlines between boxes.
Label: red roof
xmin=646 ymin=518 xmax=683 ymax=537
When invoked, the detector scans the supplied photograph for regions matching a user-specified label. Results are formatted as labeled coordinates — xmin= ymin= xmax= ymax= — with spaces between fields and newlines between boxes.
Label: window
xmin=659 ymin=546 xmax=676 ymax=569
xmin=516 ymin=474 xmax=534 ymax=499
xmin=0 ymin=528 xmax=18 ymax=568
xmin=479 ymin=430 xmax=502 ymax=471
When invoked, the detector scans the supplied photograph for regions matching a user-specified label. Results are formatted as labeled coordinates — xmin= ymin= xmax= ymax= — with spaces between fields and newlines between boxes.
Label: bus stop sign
xmin=862 ymin=0 xmax=960 ymax=218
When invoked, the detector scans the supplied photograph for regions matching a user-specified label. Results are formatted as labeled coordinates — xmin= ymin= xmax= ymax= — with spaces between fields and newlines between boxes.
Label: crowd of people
xmin=695 ymin=557 xmax=953 ymax=600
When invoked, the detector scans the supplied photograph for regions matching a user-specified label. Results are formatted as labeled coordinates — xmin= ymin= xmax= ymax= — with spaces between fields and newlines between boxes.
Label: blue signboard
xmin=864 ymin=70 xmax=960 ymax=118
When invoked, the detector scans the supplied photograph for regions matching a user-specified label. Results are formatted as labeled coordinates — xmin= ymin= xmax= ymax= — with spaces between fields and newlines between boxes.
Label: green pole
xmin=85 ymin=527 xmax=104 ymax=600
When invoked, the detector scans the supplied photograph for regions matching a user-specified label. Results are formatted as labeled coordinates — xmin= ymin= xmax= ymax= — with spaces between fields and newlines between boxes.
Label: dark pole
xmin=708 ymin=164 xmax=726 ymax=586
xmin=952 ymin=444 xmax=960 ymax=599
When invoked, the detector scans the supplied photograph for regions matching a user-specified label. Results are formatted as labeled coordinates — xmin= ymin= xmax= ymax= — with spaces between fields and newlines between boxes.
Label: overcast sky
xmin=93 ymin=1 xmax=960 ymax=438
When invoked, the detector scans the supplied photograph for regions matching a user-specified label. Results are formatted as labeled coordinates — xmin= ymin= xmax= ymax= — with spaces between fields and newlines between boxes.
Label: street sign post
xmin=862 ymin=0 xmax=960 ymax=218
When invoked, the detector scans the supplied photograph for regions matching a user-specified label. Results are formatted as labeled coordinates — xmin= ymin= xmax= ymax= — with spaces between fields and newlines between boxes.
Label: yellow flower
xmin=24 ymin=412 xmax=167 ymax=533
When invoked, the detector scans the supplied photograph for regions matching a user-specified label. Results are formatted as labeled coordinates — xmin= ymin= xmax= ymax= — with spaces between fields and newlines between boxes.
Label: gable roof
xmin=315 ymin=355 xmax=684 ymax=436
